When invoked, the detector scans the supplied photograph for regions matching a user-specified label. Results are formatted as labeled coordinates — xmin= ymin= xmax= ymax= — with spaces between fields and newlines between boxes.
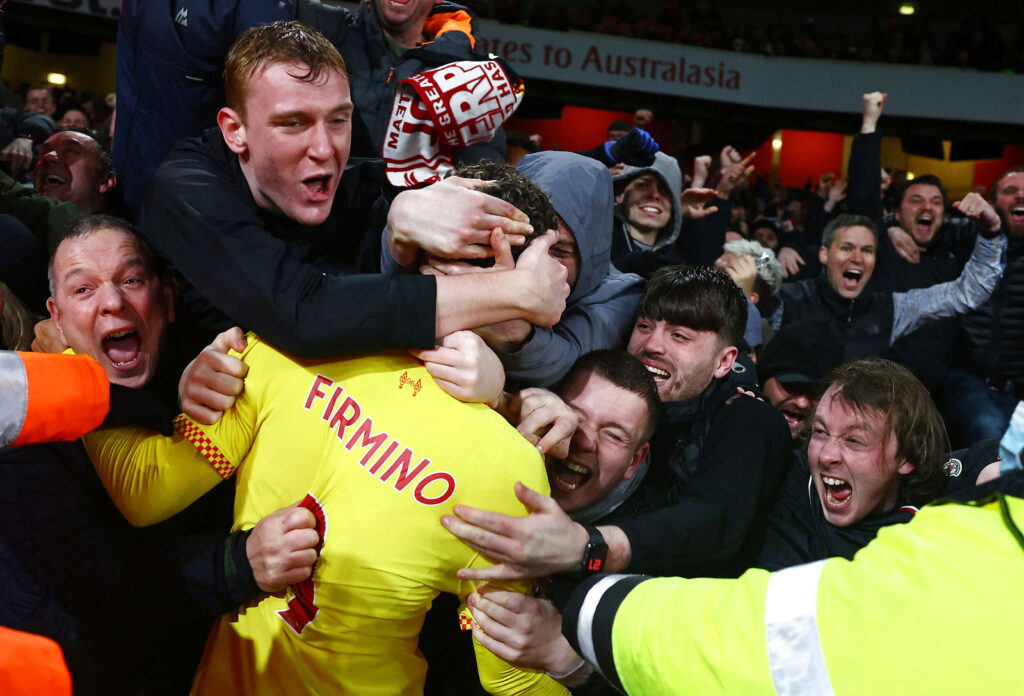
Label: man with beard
xmin=945 ymin=167 xmax=1024 ymax=441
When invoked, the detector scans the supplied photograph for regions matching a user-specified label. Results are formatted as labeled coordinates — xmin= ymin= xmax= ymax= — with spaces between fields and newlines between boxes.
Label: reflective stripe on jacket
xmin=0 ymin=351 xmax=108 ymax=447
xmin=564 ymin=495 xmax=1024 ymax=695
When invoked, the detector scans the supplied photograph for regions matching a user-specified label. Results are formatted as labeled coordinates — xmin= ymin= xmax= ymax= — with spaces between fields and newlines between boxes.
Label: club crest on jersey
xmin=399 ymin=370 xmax=422 ymax=396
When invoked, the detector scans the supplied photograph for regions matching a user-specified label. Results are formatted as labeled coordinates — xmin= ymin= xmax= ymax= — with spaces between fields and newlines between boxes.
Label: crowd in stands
xmin=470 ymin=0 xmax=1024 ymax=73
xmin=0 ymin=2 xmax=1022 ymax=695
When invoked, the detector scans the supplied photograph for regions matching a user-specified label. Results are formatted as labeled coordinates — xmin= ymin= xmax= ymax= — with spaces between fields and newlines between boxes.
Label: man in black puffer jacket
xmin=946 ymin=167 xmax=1024 ymax=443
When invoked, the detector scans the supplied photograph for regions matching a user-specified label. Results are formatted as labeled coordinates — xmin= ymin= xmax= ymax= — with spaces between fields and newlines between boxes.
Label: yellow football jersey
xmin=165 ymin=335 xmax=565 ymax=696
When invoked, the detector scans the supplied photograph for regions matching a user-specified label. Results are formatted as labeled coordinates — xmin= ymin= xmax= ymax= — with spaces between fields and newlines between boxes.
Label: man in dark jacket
xmin=139 ymin=21 xmax=567 ymax=360
xmin=946 ymin=167 xmax=1024 ymax=442
xmin=442 ymin=265 xmax=791 ymax=580
xmin=846 ymin=92 xmax=979 ymax=394
xmin=777 ymin=205 xmax=1004 ymax=363
xmin=0 ymin=216 xmax=318 ymax=693
xmin=299 ymin=0 xmax=506 ymax=163
xmin=115 ymin=0 xmax=499 ymax=214
xmin=113 ymin=0 xmax=293 ymax=214
xmin=752 ymin=358 xmax=949 ymax=570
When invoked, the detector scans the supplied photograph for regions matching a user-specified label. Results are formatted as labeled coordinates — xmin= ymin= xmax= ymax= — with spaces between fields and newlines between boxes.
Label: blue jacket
xmin=113 ymin=0 xmax=293 ymax=214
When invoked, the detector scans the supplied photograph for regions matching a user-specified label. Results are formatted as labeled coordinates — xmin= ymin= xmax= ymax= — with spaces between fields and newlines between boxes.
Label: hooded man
xmin=610 ymin=151 xmax=683 ymax=269
xmin=498 ymin=152 xmax=644 ymax=387
xmin=384 ymin=151 xmax=644 ymax=389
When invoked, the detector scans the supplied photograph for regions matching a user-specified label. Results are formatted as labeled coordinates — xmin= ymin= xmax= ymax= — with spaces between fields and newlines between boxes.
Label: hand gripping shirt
xmin=84 ymin=335 xmax=565 ymax=696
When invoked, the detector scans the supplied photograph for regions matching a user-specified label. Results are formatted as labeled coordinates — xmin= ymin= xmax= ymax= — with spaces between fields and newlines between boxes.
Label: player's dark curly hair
xmin=455 ymin=160 xmax=557 ymax=261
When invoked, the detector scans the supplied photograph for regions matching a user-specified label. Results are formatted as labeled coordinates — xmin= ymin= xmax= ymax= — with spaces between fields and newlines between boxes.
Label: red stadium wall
xmin=507 ymin=105 xmax=673 ymax=154
xmin=776 ymin=130 xmax=846 ymax=189
xmin=973 ymin=145 xmax=1024 ymax=193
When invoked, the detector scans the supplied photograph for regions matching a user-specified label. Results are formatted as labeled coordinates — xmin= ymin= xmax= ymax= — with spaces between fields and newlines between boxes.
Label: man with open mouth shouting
xmin=1 ymin=215 xmax=320 ymax=693
xmin=46 ymin=216 xmax=175 ymax=389
xmin=753 ymin=358 xmax=949 ymax=570
xmin=944 ymin=167 xmax=1024 ymax=443
xmin=33 ymin=128 xmax=117 ymax=215
xmin=444 ymin=266 xmax=791 ymax=583
xmin=777 ymin=200 xmax=1005 ymax=364
xmin=140 ymin=21 xmax=568 ymax=364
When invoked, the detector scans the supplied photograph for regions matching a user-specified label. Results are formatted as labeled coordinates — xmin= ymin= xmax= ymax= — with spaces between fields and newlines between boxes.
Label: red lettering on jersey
xmin=304 ymin=375 xmax=333 ymax=410
xmin=345 ymin=417 xmax=390 ymax=465
xmin=329 ymin=396 xmax=361 ymax=442
xmin=278 ymin=492 xmax=327 ymax=635
xmin=367 ymin=441 xmax=400 ymax=474
xmin=413 ymin=471 xmax=456 ymax=505
xmin=379 ymin=449 xmax=429 ymax=490
xmin=321 ymin=386 xmax=343 ymax=422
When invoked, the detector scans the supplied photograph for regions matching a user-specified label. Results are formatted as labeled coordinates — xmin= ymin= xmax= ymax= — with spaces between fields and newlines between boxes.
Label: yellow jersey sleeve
xmin=83 ymin=425 xmax=224 ymax=527
xmin=458 ymin=546 xmax=569 ymax=694
xmin=171 ymin=334 xmax=262 ymax=479
xmin=82 ymin=334 xmax=266 ymax=527
xmin=472 ymin=638 xmax=569 ymax=696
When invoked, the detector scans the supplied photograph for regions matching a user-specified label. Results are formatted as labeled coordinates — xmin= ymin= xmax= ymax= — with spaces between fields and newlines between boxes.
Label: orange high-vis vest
xmin=1 ymin=351 xmax=109 ymax=447
xmin=0 ymin=626 xmax=72 ymax=696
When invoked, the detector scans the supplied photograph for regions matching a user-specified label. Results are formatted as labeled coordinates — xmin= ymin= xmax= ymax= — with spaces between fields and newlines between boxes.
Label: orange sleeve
xmin=0 ymin=626 xmax=72 ymax=696
xmin=423 ymin=10 xmax=476 ymax=49
xmin=11 ymin=352 xmax=109 ymax=446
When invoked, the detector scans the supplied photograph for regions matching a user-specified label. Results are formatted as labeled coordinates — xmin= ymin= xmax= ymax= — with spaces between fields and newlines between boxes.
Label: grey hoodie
xmin=612 ymin=151 xmax=684 ymax=253
xmin=501 ymin=152 xmax=644 ymax=388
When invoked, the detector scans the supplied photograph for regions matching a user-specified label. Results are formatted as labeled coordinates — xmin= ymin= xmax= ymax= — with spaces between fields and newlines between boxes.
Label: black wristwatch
xmin=580 ymin=525 xmax=608 ymax=574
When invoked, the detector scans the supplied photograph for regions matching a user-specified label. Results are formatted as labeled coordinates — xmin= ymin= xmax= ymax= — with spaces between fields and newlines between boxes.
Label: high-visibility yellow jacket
xmin=0 ymin=351 xmax=108 ymax=447
xmin=562 ymin=491 xmax=1024 ymax=696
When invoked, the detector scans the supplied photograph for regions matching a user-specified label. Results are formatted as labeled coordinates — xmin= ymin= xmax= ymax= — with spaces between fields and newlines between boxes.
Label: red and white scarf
xmin=383 ymin=60 xmax=524 ymax=188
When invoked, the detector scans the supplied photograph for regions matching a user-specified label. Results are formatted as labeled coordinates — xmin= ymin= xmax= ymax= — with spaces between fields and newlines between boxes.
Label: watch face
xmin=584 ymin=542 xmax=609 ymax=573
